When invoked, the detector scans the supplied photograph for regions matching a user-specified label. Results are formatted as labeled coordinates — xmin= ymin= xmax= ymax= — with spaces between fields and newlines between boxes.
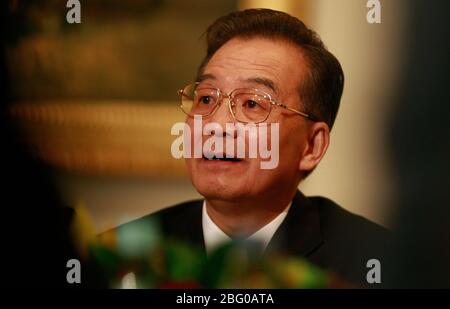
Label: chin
xmin=192 ymin=178 xmax=251 ymax=202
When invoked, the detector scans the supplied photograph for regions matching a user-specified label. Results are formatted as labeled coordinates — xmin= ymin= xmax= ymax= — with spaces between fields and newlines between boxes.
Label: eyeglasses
xmin=177 ymin=82 xmax=317 ymax=124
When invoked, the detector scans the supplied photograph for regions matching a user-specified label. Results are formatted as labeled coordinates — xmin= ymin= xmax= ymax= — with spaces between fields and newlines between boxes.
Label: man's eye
xmin=199 ymin=96 xmax=212 ymax=104
xmin=244 ymin=100 xmax=260 ymax=109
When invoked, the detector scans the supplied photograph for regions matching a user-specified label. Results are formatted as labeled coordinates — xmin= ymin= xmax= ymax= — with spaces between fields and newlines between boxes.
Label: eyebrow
xmin=197 ymin=73 xmax=216 ymax=83
xmin=196 ymin=74 xmax=277 ymax=93
xmin=244 ymin=77 xmax=277 ymax=93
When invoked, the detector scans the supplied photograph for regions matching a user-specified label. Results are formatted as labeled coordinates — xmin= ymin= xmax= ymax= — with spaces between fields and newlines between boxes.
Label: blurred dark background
xmin=1 ymin=0 xmax=449 ymax=287
xmin=385 ymin=0 xmax=450 ymax=288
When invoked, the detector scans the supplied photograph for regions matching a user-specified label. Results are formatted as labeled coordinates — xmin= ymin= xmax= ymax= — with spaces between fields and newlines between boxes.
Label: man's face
xmin=185 ymin=37 xmax=311 ymax=203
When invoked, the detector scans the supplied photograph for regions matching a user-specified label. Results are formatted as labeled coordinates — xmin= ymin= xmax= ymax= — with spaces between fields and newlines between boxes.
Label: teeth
xmin=203 ymin=155 xmax=241 ymax=162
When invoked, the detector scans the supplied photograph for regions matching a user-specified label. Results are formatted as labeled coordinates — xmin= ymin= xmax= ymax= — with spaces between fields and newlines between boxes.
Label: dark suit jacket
xmin=114 ymin=191 xmax=390 ymax=287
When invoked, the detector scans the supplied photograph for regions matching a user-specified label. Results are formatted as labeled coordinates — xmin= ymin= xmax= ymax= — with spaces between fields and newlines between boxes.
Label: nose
xmin=204 ymin=95 xmax=236 ymax=137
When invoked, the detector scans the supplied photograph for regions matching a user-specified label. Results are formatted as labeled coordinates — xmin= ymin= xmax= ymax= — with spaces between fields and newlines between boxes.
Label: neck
xmin=205 ymin=189 xmax=297 ymax=238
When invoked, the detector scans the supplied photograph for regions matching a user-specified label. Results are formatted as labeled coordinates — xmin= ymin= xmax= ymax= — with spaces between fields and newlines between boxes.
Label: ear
xmin=298 ymin=122 xmax=330 ymax=173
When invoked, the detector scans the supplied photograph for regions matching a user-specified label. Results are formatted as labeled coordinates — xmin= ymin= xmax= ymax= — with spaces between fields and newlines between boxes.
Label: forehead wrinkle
xmin=212 ymin=55 xmax=282 ymax=72
xmin=205 ymin=57 xmax=283 ymax=92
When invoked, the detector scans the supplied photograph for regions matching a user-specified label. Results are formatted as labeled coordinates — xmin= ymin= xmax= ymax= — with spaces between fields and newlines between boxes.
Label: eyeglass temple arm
xmin=274 ymin=102 xmax=316 ymax=121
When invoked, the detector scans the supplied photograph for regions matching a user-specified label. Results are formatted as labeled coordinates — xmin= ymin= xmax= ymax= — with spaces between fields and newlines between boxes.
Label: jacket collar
xmin=265 ymin=190 xmax=324 ymax=257
xmin=192 ymin=190 xmax=324 ymax=257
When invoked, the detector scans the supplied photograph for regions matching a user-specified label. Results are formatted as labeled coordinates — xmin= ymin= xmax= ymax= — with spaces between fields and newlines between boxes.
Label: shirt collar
xmin=202 ymin=200 xmax=292 ymax=255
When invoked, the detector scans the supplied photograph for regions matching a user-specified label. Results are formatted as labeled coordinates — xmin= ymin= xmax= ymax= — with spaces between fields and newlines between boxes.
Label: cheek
xmin=184 ymin=158 xmax=196 ymax=186
xmin=278 ymin=122 xmax=306 ymax=165
xmin=185 ymin=157 xmax=193 ymax=171
xmin=184 ymin=119 xmax=203 ymax=159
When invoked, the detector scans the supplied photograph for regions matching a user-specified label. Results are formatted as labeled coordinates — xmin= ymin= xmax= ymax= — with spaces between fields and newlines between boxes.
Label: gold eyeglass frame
xmin=177 ymin=82 xmax=317 ymax=124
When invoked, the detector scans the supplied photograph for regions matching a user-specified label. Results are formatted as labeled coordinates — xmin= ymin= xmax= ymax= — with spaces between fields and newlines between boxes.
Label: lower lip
xmin=200 ymin=158 xmax=244 ymax=167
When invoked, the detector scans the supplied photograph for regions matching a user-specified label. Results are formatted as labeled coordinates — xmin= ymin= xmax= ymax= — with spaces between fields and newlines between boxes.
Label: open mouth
xmin=203 ymin=155 xmax=242 ymax=162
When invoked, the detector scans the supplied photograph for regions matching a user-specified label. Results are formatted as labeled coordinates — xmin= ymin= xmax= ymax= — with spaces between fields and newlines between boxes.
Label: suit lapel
xmin=175 ymin=200 xmax=206 ymax=253
xmin=266 ymin=190 xmax=324 ymax=257
xmin=189 ymin=201 xmax=206 ymax=253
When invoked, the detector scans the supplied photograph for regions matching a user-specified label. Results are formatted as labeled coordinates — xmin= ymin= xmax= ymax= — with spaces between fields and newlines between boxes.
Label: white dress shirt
xmin=202 ymin=200 xmax=292 ymax=255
